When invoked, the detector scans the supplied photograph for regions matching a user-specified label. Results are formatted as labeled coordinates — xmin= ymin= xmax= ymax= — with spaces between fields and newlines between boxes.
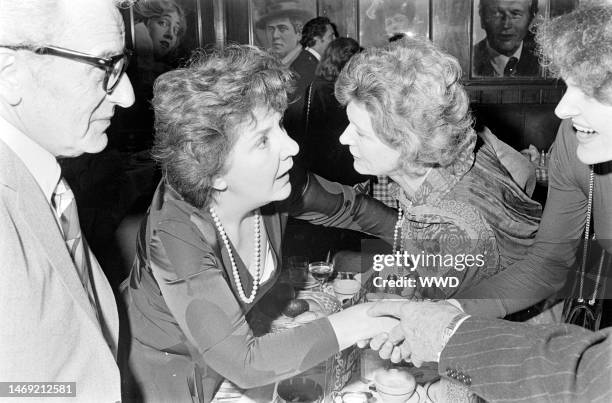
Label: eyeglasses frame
xmin=0 ymin=44 xmax=132 ymax=94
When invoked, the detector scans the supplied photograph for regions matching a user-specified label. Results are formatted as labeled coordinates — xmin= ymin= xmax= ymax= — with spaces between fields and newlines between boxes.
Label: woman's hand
xmin=367 ymin=300 xmax=466 ymax=366
xmin=328 ymin=302 xmax=399 ymax=351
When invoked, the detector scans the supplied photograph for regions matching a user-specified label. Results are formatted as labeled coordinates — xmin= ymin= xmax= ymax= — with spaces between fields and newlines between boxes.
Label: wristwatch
xmin=441 ymin=313 xmax=469 ymax=348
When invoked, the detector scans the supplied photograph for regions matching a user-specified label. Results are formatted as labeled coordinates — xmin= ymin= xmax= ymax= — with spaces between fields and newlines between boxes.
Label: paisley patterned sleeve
xmin=399 ymin=204 xmax=500 ymax=300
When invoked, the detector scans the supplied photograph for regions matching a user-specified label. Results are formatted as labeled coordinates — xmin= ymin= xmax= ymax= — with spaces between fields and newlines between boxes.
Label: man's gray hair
xmin=0 ymin=0 xmax=135 ymax=47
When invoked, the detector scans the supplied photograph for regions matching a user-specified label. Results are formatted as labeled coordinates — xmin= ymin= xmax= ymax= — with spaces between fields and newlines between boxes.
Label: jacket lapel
xmin=8 ymin=147 xmax=100 ymax=327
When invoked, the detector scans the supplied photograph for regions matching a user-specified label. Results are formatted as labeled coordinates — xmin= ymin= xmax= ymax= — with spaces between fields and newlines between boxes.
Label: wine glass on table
xmin=308 ymin=261 xmax=334 ymax=292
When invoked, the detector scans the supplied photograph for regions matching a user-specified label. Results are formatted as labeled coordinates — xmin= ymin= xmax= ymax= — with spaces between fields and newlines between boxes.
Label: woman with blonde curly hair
xmin=335 ymin=36 xmax=541 ymax=299
xmin=122 ymin=45 xmax=399 ymax=402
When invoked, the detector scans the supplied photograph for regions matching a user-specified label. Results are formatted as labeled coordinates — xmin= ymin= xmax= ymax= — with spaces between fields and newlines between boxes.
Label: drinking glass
xmin=308 ymin=261 xmax=334 ymax=292
xmin=288 ymin=256 xmax=309 ymax=285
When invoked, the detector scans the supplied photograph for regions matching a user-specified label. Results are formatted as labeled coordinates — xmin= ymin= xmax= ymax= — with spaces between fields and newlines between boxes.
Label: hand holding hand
xmin=368 ymin=300 xmax=465 ymax=366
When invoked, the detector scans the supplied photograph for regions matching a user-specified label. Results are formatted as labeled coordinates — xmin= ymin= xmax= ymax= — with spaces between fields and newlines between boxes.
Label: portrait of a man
xmin=472 ymin=0 xmax=542 ymax=78
xmin=253 ymin=0 xmax=315 ymax=65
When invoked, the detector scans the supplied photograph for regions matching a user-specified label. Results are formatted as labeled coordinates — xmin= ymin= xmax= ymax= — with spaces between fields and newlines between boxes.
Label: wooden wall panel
xmin=432 ymin=0 xmax=470 ymax=77
xmin=224 ymin=0 xmax=250 ymax=45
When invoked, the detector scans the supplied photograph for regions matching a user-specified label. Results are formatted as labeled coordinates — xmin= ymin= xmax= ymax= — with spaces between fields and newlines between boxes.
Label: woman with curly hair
xmin=133 ymin=0 xmax=186 ymax=62
xmin=121 ymin=45 xmax=398 ymax=402
xmin=335 ymin=36 xmax=541 ymax=299
xmin=132 ymin=0 xmax=187 ymax=88
xmin=455 ymin=1 xmax=612 ymax=318
xmin=365 ymin=5 xmax=612 ymax=401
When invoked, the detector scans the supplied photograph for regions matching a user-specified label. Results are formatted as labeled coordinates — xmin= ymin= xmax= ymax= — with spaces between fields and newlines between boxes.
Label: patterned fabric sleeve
xmin=399 ymin=207 xmax=499 ymax=300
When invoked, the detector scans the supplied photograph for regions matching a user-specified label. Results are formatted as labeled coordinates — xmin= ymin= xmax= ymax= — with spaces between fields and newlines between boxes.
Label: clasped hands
xmin=357 ymin=300 xmax=464 ymax=367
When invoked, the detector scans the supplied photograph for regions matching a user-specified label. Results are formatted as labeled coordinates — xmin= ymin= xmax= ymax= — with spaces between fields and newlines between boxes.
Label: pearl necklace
xmin=210 ymin=207 xmax=261 ymax=304
xmin=392 ymin=206 xmax=404 ymax=254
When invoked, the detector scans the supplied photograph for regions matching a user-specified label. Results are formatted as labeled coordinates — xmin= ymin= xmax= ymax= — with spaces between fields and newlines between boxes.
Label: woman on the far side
xmin=335 ymin=37 xmax=541 ymax=300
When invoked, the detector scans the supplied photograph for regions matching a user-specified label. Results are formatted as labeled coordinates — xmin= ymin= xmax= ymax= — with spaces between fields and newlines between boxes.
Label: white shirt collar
xmin=486 ymin=40 xmax=523 ymax=77
xmin=305 ymin=47 xmax=322 ymax=61
xmin=0 ymin=115 xmax=61 ymax=203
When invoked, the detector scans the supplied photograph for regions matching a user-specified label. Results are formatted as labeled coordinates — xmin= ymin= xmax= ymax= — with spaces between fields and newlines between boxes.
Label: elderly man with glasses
xmin=0 ymin=0 xmax=134 ymax=401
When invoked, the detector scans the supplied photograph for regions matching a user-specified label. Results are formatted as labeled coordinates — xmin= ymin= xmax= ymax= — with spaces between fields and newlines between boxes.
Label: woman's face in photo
xmin=217 ymin=107 xmax=299 ymax=207
xmin=340 ymin=101 xmax=402 ymax=176
xmin=146 ymin=10 xmax=182 ymax=59
xmin=555 ymin=79 xmax=612 ymax=165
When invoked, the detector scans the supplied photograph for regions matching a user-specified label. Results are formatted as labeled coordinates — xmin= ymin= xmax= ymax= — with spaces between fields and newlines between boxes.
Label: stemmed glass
xmin=308 ymin=261 xmax=334 ymax=292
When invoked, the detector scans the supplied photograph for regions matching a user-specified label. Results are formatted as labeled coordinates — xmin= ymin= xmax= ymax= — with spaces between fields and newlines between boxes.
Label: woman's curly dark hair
xmin=151 ymin=45 xmax=294 ymax=208
xmin=315 ymin=37 xmax=361 ymax=82
xmin=536 ymin=1 xmax=612 ymax=105
xmin=335 ymin=36 xmax=474 ymax=173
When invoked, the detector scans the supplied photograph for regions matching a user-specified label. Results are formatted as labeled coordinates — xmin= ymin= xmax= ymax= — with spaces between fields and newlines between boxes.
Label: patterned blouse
xmin=388 ymin=132 xmax=542 ymax=299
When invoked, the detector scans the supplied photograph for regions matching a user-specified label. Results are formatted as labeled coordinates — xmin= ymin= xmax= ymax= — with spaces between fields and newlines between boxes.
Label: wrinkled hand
xmin=367 ymin=300 xmax=464 ymax=366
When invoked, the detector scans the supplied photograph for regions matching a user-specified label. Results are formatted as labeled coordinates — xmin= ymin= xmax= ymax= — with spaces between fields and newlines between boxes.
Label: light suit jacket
xmin=0 ymin=139 xmax=121 ymax=402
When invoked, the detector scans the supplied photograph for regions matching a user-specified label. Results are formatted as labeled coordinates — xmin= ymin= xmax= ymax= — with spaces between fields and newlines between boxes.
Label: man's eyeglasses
xmin=1 ymin=45 xmax=131 ymax=94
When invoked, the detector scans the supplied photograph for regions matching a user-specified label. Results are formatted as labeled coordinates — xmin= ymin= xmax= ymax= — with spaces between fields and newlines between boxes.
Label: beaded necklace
xmin=210 ymin=207 xmax=261 ymax=304
xmin=392 ymin=205 xmax=405 ymax=253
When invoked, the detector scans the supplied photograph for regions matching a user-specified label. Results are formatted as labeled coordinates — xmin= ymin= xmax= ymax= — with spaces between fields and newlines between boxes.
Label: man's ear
xmin=212 ymin=176 xmax=228 ymax=191
xmin=0 ymin=50 xmax=22 ymax=106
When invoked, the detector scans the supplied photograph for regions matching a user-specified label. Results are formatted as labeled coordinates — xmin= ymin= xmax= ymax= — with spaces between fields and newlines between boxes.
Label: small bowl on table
xmin=374 ymin=368 xmax=417 ymax=403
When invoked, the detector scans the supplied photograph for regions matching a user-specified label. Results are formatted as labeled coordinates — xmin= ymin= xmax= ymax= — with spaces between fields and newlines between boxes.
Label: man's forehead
xmin=59 ymin=0 xmax=125 ymax=54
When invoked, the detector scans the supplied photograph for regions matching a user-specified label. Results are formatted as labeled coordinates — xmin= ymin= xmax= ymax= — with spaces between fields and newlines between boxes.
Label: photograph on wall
xmin=359 ymin=0 xmax=429 ymax=48
xmin=471 ymin=0 xmax=548 ymax=79
xmin=129 ymin=0 xmax=200 ymax=89
xmin=250 ymin=0 xmax=317 ymax=65
xmin=112 ymin=0 xmax=201 ymax=152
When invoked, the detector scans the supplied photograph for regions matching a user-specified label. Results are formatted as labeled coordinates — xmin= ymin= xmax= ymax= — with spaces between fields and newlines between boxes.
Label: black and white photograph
xmin=471 ymin=0 xmax=547 ymax=79
xmin=250 ymin=0 xmax=316 ymax=64
xmin=359 ymin=0 xmax=430 ymax=47
xmin=2 ymin=1 xmax=612 ymax=402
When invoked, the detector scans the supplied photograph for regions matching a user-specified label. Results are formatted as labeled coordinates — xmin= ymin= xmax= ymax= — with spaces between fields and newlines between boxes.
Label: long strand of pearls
xmin=210 ymin=207 xmax=261 ymax=304
xmin=392 ymin=206 xmax=404 ymax=254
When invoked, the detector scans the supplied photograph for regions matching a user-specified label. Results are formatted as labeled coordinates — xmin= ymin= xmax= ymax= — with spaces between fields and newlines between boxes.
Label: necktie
xmin=52 ymin=178 xmax=98 ymax=314
xmin=504 ymin=57 xmax=519 ymax=77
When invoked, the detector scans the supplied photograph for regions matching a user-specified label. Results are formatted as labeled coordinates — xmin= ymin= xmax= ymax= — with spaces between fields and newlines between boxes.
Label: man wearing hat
xmin=256 ymin=0 xmax=314 ymax=65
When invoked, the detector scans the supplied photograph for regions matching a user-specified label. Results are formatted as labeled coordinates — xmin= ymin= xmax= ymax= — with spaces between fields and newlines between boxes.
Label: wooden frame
xmin=470 ymin=0 xmax=549 ymax=80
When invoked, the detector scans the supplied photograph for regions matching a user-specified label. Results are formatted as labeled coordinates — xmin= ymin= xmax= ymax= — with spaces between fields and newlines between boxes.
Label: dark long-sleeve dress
xmin=122 ymin=170 xmax=396 ymax=402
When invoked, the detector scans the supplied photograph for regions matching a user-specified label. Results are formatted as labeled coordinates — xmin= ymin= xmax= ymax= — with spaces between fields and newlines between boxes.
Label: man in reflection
xmin=256 ymin=1 xmax=313 ymax=66
xmin=473 ymin=0 xmax=540 ymax=77
xmin=284 ymin=17 xmax=337 ymax=157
